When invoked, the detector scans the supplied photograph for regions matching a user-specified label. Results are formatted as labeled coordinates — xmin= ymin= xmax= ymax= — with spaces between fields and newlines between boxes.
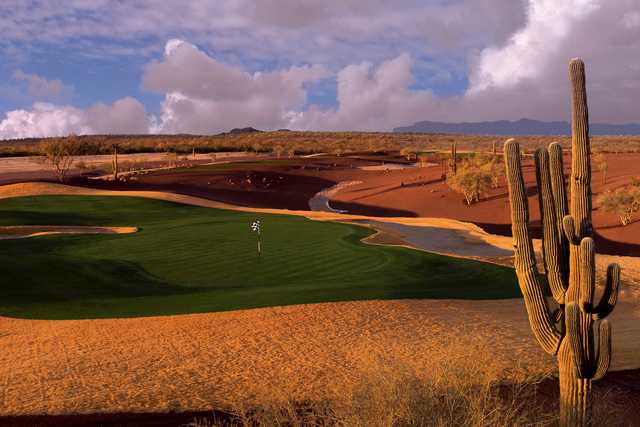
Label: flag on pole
xmin=251 ymin=219 xmax=262 ymax=255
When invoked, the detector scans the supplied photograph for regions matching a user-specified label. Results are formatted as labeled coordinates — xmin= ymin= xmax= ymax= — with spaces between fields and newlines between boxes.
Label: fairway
xmin=0 ymin=196 xmax=520 ymax=319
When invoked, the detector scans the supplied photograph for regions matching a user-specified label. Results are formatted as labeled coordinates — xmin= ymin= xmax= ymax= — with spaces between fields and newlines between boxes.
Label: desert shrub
xmin=597 ymin=186 xmax=640 ymax=226
xmin=593 ymin=152 xmax=608 ymax=184
xmin=75 ymin=160 xmax=88 ymax=170
xmin=271 ymin=145 xmax=284 ymax=158
xmin=165 ymin=151 xmax=179 ymax=167
xmin=447 ymin=160 xmax=493 ymax=205
xmin=188 ymin=337 xmax=569 ymax=427
xmin=417 ymin=152 xmax=433 ymax=168
xmin=287 ymin=146 xmax=297 ymax=158
xmin=400 ymin=147 xmax=415 ymax=161
xmin=41 ymin=135 xmax=81 ymax=182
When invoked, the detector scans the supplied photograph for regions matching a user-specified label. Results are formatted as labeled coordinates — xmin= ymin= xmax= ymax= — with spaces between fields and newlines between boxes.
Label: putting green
xmin=0 ymin=195 xmax=520 ymax=319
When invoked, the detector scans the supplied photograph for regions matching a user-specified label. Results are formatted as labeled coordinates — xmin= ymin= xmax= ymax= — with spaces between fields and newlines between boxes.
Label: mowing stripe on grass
xmin=0 ymin=195 xmax=521 ymax=319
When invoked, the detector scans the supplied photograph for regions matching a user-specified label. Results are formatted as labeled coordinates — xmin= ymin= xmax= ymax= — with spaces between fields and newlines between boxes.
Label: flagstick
xmin=257 ymin=232 xmax=261 ymax=256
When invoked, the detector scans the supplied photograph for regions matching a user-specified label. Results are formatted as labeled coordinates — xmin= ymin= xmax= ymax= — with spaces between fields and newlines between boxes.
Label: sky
xmin=0 ymin=0 xmax=638 ymax=138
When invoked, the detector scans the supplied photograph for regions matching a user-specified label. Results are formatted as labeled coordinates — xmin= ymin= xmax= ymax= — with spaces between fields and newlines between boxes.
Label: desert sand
xmin=0 ymin=299 xmax=637 ymax=415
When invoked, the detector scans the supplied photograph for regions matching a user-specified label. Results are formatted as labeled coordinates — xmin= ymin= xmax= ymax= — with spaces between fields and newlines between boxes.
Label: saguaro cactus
xmin=112 ymin=145 xmax=119 ymax=181
xmin=449 ymin=142 xmax=457 ymax=176
xmin=504 ymin=59 xmax=620 ymax=426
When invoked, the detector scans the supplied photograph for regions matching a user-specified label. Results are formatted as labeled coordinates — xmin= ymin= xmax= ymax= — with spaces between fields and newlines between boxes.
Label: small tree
xmin=479 ymin=156 xmax=504 ymax=189
xmin=417 ymin=152 xmax=431 ymax=168
xmin=42 ymin=136 xmax=78 ymax=182
xmin=272 ymin=145 xmax=284 ymax=158
xmin=165 ymin=151 xmax=179 ymax=167
xmin=593 ymin=152 xmax=608 ymax=184
xmin=597 ymin=186 xmax=640 ymax=226
xmin=400 ymin=147 xmax=415 ymax=161
xmin=446 ymin=161 xmax=492 ymax=205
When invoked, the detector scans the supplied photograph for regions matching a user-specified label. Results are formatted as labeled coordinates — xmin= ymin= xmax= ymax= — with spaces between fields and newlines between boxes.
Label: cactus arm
xmin=548 ymin=142 xmax=569 ymax=282
xmin=566 ymin=303 xmax=591 ymax=378
xmin=563 ymin=215 xmax=580 ymax=245
xmin=592 ymin=264 xmax=620 ymax=320
xmin=505 ymin=139 xmax=562 ymax=355
xmin=578 ymin=238 xmax=595 ymax=313
xmin=535 ymin=148 xmax=567 ymax=304
xmin=593 ymin=320 xmax=611 ymax=380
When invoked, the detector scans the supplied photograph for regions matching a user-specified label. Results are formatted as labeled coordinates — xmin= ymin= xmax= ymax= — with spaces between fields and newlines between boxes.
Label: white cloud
xmin=294 ymin=0 xmax=640 ymax=129
xmin=1 ymin=0 xmax=640 ymax=137
xmin=13 ymin=69 xmax=71 ymax=100
xmin=290 ymin=54 xmax=443 ymax=131
xmin=469 ymin=0 xmax=600 ymax=93
xmin=0 ymin=97 xmax=148 ymax=139
xmin=145 ymin=39 xmax=330 ymax=133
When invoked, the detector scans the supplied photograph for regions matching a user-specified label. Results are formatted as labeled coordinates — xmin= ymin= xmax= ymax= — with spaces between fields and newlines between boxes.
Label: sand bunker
xmin=308 ymin=181 xmax=362 ymax=213
xmin=358 ymin=162 xmax=419 ymax=171
xmin=0 ymin=225 xmax=137 ymax=240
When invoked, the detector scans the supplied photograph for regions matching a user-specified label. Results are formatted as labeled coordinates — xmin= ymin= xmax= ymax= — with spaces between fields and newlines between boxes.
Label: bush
xmin=593 ymin=152 xmax=608 ymax=184
xmin=447 ymin=159 xmax=493 ymax=205
xmin=41 ymin=136 xmax=81 ymax=182
xmin=400 ymin=147 xmax=415 ymax=161
xmin=598 ymin=186 xmax=640 ymax=226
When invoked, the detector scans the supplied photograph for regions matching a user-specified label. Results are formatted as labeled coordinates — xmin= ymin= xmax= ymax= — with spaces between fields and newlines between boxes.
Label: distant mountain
xmin=393 ymin=118 xmax=640 ymax=136
xmin=224 ymin=127 xmax=263 ymax=135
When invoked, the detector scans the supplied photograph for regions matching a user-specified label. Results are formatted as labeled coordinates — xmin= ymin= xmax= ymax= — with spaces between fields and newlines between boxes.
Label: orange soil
xmin=0 ymin=299 xmax=637 ymax=416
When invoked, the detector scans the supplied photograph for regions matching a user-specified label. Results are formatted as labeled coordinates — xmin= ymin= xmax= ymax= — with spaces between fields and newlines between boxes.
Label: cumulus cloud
xmin=293 ymin=0 xmax=640 ymax=130
xmin=13 ymin=69 xmax=72 ymax=100
xmin=144 ymin=39 xmax=330 ymax=133
xmin=462 ymin=0 xmax=640 ymax=123
xmin=290 ymin=54 xmax=443 ymax=131
xmin=0 ymin=0 xmax=525 ymax=70
xmin=469 ymin=0 xmax=600 ymax=93
xmin=0 ymin=97 xmax=149 ymax=139
xmin=1 ymin=0 xmax=639 ymax=137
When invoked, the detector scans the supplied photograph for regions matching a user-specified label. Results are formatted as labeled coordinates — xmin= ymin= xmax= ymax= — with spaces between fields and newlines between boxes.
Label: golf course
xmin=0 ymin=195 xmax=520 ymax=319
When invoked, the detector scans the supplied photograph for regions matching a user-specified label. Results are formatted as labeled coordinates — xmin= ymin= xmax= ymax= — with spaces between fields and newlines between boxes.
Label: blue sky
xmin=0 ymin=1 xmax=638 ymax=138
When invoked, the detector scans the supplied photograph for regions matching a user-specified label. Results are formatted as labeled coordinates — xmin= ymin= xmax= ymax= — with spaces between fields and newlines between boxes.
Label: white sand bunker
xmin=358 ymin=163 xmax=421 ymax=171
xmin=309 ymin=181 xmax=362 ymax=213
xmin=0 ymin=225 xmax=138 ymax=240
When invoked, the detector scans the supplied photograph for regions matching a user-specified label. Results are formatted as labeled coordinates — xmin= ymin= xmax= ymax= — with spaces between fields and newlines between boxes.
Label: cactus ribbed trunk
xmin=559 ymin=345 xmax=592 ymax=427
xmin=504 ymin=59 xmax=619 ymax=427
xmin=561 ymin=58 xmax=594 ymax=425
xmin=113 ymin=146 xmax=118 ymax=181
xmin=449 ymin=142 xmax=457 ymax=176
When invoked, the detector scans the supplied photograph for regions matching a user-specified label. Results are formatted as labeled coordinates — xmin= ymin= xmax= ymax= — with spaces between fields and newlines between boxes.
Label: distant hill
xmin=393 ymin=118 xmax=640 ymax=136
xmin=224 ymin=127 xmax=263 ymax=135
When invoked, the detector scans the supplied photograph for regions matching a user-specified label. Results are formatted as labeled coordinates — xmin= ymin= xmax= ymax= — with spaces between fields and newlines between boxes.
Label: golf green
xmin=0 ymin=195 xmax=520 ymax=319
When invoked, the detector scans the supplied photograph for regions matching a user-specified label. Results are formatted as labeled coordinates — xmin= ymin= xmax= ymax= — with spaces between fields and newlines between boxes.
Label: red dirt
xmin=59 ymin=152 xmax=640 ymax=256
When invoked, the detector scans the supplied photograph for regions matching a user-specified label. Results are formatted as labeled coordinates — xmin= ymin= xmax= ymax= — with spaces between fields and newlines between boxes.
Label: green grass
xmin=0 ymin=196 xmax=520 ymax=319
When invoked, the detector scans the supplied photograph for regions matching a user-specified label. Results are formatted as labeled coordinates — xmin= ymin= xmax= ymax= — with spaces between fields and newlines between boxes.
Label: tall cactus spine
xmin=504 ymin=59 xmax=620 ymax=427
xmin=113 ymin=145 xmax=119 ymax=181
xmin=449 ymin=142 xmax=457 ymax=176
